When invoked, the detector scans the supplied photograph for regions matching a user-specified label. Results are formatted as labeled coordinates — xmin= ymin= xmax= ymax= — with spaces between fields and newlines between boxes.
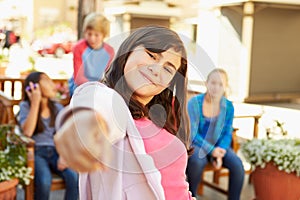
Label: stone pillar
xmin=241 ymin=1 xmax=254 ymax=99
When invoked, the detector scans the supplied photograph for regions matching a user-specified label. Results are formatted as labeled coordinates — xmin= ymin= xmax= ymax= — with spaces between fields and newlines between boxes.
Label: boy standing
xmin=69 ymin=13 xmax=114 ymax=95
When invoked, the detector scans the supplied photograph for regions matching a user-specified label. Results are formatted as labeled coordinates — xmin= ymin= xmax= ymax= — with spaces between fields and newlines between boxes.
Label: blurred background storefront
xmin=1 ymin=0 xmax=300 ymax=106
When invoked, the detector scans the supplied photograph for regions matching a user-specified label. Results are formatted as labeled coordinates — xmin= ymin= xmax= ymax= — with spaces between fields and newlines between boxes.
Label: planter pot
xmin=252 ymin=163 xmax=300 ymax=200
xmin=0 ymin=179 xmax=19 ymax=200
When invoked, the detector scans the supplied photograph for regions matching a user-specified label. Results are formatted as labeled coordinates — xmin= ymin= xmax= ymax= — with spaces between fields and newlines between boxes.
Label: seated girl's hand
xmin=57 ymin=157 xmax=68 ymax=171
xmin=26 ymin=82 xmax=41 ymax=105
xmin=212 ymin=147 xmax=226 ymax=158
xmin=212 ymin=157 xmax=223 ymax=169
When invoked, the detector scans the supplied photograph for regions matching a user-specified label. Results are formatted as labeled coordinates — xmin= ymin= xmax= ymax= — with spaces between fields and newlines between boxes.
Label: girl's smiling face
xmin=124 ymin=46 xmax=181 ymax=105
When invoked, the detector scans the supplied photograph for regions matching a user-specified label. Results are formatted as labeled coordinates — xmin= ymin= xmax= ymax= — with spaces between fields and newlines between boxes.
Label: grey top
xmin=19 ymin=101 xmax=63 ymax=146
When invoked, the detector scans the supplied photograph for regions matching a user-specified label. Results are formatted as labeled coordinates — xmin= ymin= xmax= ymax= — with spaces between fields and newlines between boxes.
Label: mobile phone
xmin=25 ymin=83 xmax=37 ymax=92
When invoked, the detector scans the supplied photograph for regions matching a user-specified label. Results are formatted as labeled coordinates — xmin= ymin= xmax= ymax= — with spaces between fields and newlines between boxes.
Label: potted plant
xmin=20 ymin=56 xmax=37 ymax=77
xmin=241 ymin=121 xmax=300 ymax=200
xmin=0 ymin=124 xmax=33 ymax=199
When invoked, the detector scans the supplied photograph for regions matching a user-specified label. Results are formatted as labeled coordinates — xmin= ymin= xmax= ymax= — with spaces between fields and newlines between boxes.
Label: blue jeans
xmin=186 ymin=146 xmax=244 ymax=200
xmin=34 ymin=146 xmax=79 ymax=200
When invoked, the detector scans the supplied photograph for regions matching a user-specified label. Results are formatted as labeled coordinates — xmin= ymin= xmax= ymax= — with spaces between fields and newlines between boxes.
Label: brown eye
xmin=146 ymin=51 xmax=157 ymax=60
xmin=164 ymin=66 xmax=174 ymax=74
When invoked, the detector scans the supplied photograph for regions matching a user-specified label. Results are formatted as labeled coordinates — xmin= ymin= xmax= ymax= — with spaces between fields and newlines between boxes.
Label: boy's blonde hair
xmin=83 ymin=12 xmax=110 ymax=37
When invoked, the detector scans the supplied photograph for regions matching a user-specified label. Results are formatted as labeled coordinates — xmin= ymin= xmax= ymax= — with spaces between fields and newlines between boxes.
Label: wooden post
xmin=77 ymin=0 xmax=97 ymax=40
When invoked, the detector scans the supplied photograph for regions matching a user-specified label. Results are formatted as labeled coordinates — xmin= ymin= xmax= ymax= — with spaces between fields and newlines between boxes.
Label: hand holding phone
xmin=26 ymin=82 xmax=41 ymax=104
xmin=25 ymin=83 xmax=37 ymax=92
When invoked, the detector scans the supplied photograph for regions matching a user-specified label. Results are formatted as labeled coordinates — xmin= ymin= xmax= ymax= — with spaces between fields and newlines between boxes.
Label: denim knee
xmin=64 ymin=169 xmax=78 ymax=187
xmin=63 ymin=169 xmax=79 ymax=200
xmin=34 ymin=176 xmax=52 ymax=199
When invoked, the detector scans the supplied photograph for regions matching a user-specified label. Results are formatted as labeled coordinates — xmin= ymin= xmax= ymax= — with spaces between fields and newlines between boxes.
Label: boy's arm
xmin=73 ymin=42 xmax=88 ymax=85
xmin=104 ymin=43 xmax=115 ymax=72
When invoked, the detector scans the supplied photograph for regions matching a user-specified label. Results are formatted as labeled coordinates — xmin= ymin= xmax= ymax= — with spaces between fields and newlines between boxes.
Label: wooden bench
xmin=196 ymin=114 xmax=261 ymax=196
xmin=0 ymin=91 xmax=20 ymax=124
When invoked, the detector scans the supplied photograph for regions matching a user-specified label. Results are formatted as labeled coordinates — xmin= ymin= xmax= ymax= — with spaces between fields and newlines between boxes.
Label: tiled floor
xmin=17 ymin=173 xmax=254 ymax=200
xmin=198 ymin=172 xmax=255 ymax=200
xmin=17 ymin=188 xmax=65 ymax=200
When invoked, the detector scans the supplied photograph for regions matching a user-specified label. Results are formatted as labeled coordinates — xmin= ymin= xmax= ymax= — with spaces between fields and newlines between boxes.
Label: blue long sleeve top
xmin=188 ymin=93 xmax=234 ymax=155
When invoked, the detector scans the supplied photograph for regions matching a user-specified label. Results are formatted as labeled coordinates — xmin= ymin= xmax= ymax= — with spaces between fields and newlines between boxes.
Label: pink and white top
xmin=135 ymin=118 xmax=193 ymax=200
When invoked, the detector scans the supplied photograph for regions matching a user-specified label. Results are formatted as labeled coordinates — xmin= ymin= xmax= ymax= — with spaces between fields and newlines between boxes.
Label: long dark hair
xmin=24 ymin=72 xmax=58 ymax=134
xmin=104 ymin=26 xmax=191 ymax=151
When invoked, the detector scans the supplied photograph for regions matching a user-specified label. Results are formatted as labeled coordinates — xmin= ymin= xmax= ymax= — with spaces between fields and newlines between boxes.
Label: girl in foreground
xmin=54 ymin=26 xmax=195 ymax=199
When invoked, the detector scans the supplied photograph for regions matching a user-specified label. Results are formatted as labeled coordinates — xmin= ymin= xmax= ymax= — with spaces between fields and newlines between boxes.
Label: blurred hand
xmin=188 ymin=191 xmax=196 ymax=200
xmin=54 ymin=109 xmax=111 ymax=172
xmin=57 ymin=157 xmax=68 ymax=171
xmin=212 ymin=157 xmax=223 ymax=169
xmin=212 ymin=147 xmax=226 ymax=158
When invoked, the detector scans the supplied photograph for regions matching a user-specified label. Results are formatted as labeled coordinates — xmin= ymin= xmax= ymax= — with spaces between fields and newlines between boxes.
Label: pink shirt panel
xmin=135 ymin=118 xmax=192 ymax=200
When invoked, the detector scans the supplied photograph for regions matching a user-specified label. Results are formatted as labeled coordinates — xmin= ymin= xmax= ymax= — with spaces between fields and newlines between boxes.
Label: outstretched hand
xmin=54 ymin=109 xmax=111 ymax=172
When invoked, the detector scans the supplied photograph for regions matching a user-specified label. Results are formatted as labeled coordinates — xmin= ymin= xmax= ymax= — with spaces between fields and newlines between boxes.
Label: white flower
xmin=0 ymin=125 xmax=33 ymax=185
xmin=241 ymin=138 xmax=300 ymax=176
